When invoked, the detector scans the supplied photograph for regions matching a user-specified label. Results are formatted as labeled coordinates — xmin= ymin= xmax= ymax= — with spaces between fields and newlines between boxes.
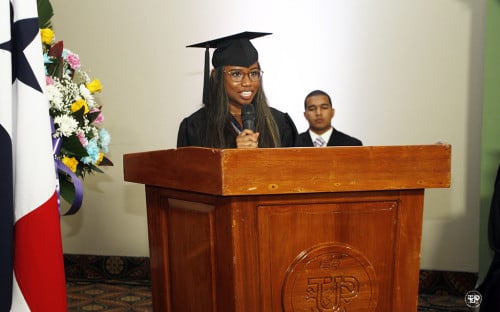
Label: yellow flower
xmin=97 ymin=152 xmax=105 ymax=165
xmin=86 ymin=79 xmax=102 ymax=93
xmin=71 ymin=99 xmax=89 ymax=114
xmin=40 ymin=28 xmax=55 ymax=45
xmin=62 ymin=157 xmax=79 ymax=173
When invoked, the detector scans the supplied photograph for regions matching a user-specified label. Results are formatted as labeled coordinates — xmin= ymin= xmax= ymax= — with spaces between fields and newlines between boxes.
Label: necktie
xmin=313 ymin=137 xmax=326 ymax=147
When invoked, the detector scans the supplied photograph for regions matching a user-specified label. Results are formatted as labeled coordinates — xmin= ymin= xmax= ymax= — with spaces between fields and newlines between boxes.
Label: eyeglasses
xmin=224 ymin=70 xmax=264 ymax=82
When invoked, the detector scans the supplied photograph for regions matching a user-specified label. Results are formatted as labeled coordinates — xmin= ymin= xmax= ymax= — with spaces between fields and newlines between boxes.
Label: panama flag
xmin=0 ymin=0 xmax=67 ymax=311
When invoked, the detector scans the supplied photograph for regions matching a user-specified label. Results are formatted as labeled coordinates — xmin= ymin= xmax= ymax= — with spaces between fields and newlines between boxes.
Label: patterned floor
xmin=66 ymin=280 xmax=473 ymax=312
xmin=418 ymin=294 xmax=475 ymax=312
xmin=64 ymin=254 xmax=478 ymax=311
xmin=67 ymin=280 xmax=152 ymax=312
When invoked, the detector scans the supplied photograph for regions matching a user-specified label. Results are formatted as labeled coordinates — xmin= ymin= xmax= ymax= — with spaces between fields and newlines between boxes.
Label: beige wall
xmin=52 ymin=0 xmax=485 ymax=272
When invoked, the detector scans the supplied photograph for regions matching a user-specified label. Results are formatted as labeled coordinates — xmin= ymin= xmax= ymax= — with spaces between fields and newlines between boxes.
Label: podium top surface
xmin=123 ymin=145 xmax=451 ymax=196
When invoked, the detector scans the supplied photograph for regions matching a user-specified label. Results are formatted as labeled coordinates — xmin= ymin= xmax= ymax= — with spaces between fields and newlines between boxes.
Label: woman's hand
xmin=236 ymin=129 xmax=259 ymax=148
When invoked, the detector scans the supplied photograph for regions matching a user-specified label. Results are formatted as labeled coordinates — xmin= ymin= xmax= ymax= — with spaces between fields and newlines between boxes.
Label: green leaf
xmin=46 ymin=56 xmax=63 ymax=78
xmin=89 ymin=164 xmax=104 ymax=174
xmin=71 ymin=106 xmax=87 ymax=125
xmin=58 ymin=173 xmax=75 ymax=205
xmin=87 ymin=110 xmax=100 ymax=124
xmin=99 ymin=156 xmax=114 ymax=166
xmin=60 ymin=135 xmax=88 ymax=158
xmin=37 ymin=0 xmax=54 ymax=29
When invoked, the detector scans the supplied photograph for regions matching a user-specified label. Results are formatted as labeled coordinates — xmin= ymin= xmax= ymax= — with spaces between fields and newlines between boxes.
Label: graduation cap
xmin=187 ymin=31 xmax=272 ymax=105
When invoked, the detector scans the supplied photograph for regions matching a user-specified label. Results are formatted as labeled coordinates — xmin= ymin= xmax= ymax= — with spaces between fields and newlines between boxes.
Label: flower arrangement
xmin=40 ymin=27 xmax=112 ymax=214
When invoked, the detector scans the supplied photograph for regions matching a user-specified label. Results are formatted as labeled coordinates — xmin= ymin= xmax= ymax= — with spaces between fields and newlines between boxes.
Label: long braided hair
xmin=202 ymin=65 xmax=281 ymax=148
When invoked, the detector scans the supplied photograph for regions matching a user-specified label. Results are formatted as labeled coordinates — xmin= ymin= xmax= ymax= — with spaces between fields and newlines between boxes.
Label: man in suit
xmin=294 ymin=90 xmax=362 ymax=147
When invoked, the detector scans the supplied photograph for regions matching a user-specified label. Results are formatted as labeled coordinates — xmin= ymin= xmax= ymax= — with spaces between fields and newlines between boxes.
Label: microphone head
xmin=241 ymin=104 xmax=256 ymax=131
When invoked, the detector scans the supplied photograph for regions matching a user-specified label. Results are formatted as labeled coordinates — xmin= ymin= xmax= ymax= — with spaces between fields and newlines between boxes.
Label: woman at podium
xmin=177 ymin=32 xmax=297 ymax=149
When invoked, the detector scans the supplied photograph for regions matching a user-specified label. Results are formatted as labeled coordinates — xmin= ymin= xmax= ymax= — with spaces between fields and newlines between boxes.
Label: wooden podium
xmin=123 ymin=145 xmax=451 ymax=312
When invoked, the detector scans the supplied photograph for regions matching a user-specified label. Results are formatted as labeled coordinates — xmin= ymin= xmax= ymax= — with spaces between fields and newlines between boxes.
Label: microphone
xmin=241 ymin=104 xmax=256 ymax=131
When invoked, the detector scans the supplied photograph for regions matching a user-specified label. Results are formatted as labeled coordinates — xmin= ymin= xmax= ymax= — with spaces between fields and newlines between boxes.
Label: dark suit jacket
xmin=294 ymin=128 xmax=362 ymax=147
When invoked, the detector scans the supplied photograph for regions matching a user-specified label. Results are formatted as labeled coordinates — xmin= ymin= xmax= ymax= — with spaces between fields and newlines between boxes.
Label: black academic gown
xmin=177 ymin=107 xmax=298 ymax=148
xmin=294 ymin=128 xmax=362 ymax=147
xmin=477 ymin=164 xmax=500 ymax=312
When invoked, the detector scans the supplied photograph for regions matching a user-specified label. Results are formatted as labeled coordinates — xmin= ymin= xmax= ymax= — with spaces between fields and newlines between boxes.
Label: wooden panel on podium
xmin=123 ymin=145 xmax=451 ymax=312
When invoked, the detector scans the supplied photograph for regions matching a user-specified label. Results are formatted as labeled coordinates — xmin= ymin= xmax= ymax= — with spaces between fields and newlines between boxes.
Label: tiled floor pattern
xmin=64 ymin=255 xmax=478 ymax=311
xmin=66 ymin=279 xmax=473 ymax=312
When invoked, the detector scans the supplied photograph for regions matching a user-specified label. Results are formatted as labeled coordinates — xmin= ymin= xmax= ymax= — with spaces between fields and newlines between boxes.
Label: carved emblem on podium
xmin=282 ymin=243 xmax=378 ymax=311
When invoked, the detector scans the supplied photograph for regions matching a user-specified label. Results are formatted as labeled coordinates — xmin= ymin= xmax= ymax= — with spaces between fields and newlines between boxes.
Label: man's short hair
xmin=304 ymin=90 xmax=332 ymax=109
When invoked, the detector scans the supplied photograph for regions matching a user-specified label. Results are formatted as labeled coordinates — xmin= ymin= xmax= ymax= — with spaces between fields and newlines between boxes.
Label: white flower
xmin=46 ymin=84 xmax=64 ymax=110
xmin=54 ymin=115 xmax=79 ymax=137
xmin=42 ymin=29 xmax=112 ymax=211
xmin=79 ymin=84 xmax=95 ymax=108
xmin=55 ymin=78 xmax=80 ymax=107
